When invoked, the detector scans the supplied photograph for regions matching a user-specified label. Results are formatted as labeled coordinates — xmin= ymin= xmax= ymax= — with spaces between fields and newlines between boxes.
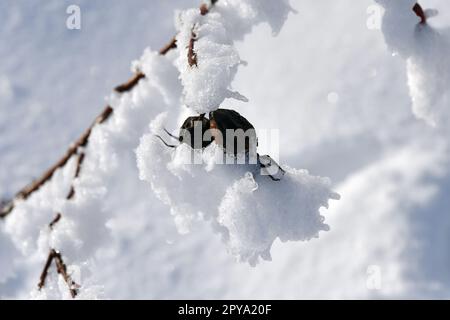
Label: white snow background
xmin=1 ymin=0 xmax=450 ymax=299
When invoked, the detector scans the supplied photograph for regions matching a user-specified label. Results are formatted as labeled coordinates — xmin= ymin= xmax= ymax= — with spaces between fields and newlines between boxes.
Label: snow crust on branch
xmin=133 ymin=0 xmax=338 ymax=266
xmin=136 ymin=114 xmax=339 ymax=266
xmin=1 ymin=0 xmax=339 ymax=297
xmin=4 ymin=51 xmax=181 ymax=299
xmin=175 ymin=0 xmax=294 ymax=114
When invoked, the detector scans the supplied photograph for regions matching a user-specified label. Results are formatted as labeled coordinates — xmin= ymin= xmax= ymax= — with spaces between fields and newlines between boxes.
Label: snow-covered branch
xmin=38 ymin=249 xmax=80 ymax=298
xmin=0 ymin=1 xmax=220 ymax=221
xmin=0 ymin=106 xmax=113 ymax=219
xmin=1 ymin=0 xmax=341 ymax=299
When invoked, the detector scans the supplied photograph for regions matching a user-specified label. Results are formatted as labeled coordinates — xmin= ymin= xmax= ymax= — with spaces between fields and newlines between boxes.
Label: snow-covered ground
xmin=1 ymin=0 xmax=450 ymax=299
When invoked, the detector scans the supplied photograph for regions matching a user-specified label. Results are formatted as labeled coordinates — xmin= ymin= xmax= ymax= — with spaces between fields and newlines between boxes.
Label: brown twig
xmin=2 ymin=0 xmax=222 ymax=302
xmin=5 ymin=1 xmax=221 ymax=300
xmin=413 ymin=3 xmax=427 ymax=24
xmin=54 ymin=250 xmax=80 ymax=298
xmin=114 ymin=1 xmax=219 ymax=92
xmin=66 ymin=187 xmax=76 ymax=201
xmin=38 ymin=249 xmax=80 ymax=298
xmin=49 ymin=213 xmax=62 ymax=229
xmin=114 ymin=72 xmax=146 ymax=93
xmin=113 ymin=37 xmax=177 ymax=93
xmin=0 ymin=106 xmax=113 ymax=219
xmin=0 ymin=0 xmax=222 ymax=219
xmin=1 ymin=1 xmax=222 ymax=220
xmin=189 ymin=0 xmax=219 ymax=67
xmin=73 ymin=152 xmax=85 ymax=180
xmin=66 ymin=152 xmax=86 ymax=201
xmin=188 ymin=29 xmax=199 ymax=67
xmin=41 ymin=151 xmax=87 ymax=290
xmin=38 ymin=250 xmax=56 ymax=290
xmin=159 ymin=37 xmax=178 ymax=56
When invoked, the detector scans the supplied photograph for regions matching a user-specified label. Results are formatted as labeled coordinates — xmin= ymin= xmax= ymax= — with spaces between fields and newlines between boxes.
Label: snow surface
xmin=1 ymin=0 xmax=450 ymax=299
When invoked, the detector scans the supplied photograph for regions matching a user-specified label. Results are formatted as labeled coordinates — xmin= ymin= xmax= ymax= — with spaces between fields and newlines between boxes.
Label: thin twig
xmin=38 ymin=250 xmax=56 ymax=290
xmin=0 ymin=106 xmax=113 ymax=219
xmin=159 ymin=37 xmax=178 ymax=56
xmin=1 ymin=1 xmax=221 ymax=220
xmin=114 ymin=1 xmax=219 ymax=92
xmin=5 ymin=0 xmax=221 ymax=301
xmin=188 ymin=29 xmax=198 ymax=67
xmin=41 ymin=152 xmax=87 ymax=290
xmin=114 ymin=36 xmax=177 ymax=93
xmin=73 ymin=152 xmax=85 ymax=180
xmin=54 ymin=250 xmax=80 ymax=298
xmin=66 ymin=187 xmax=76 ymax=201
xmin=114 ymin=72 xmax=146 ymax=93
xmin=49 ymin=213 xmax=62 ymax=229
xmin=189 ymin=1 xmax=220 ymax=66
xmin=66 ymin=152 xmax=86 ymax=200
xmin=38 ymin=249 xmax=80 ymax=298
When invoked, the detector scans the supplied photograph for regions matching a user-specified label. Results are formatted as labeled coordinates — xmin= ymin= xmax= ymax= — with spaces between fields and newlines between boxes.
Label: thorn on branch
xmin=159 ymin=37 xmax=178 ymax=56
xmin=96 ymin=105 xmax=114 ymax=125
xmin=73 ymin=152 xmax=85 ymax=179
xmin=66 ymin=187 xmax=75 ymax=200
xmin=38 ymin=249 xmax=79 ymax=299
xmin=114 ymin=72 xmax=146 ymax=93
xmin=49 ymin=213 xmax=62 ymax=229
xmin=66 ymin=152 xmax=85 ymax=200
xmin=413 ymin=3 xmax=427 ymax=24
